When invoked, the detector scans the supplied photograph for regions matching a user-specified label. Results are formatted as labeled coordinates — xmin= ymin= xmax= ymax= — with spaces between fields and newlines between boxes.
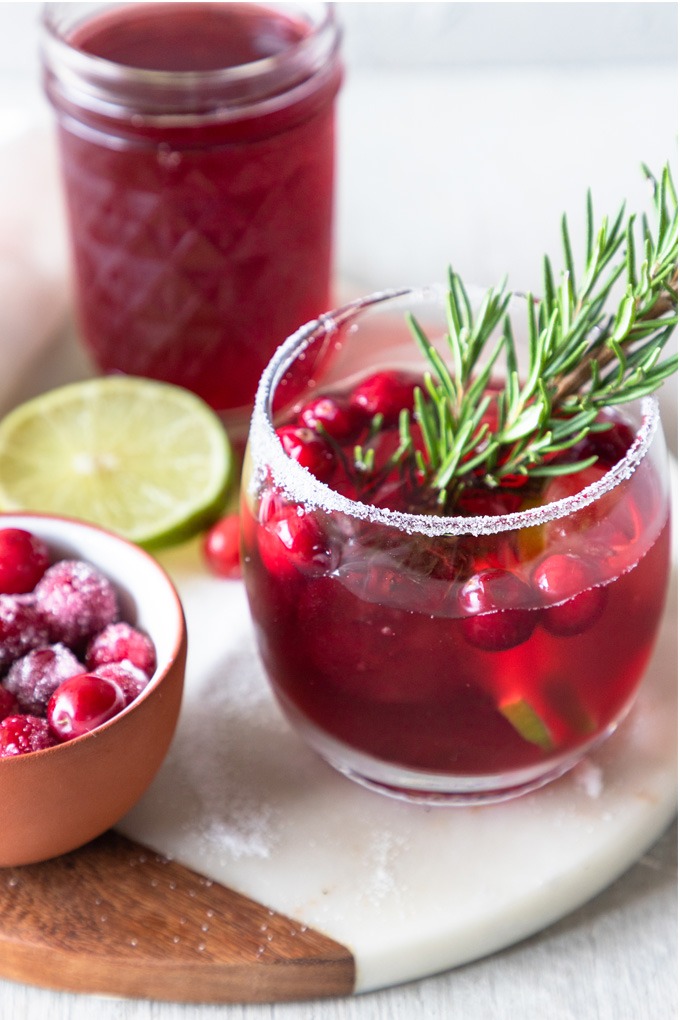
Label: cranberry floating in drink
xmin=240 ymin=170 xmax=677 ymax=803
xmin=41 ymin=2 xmax=342 ymax=434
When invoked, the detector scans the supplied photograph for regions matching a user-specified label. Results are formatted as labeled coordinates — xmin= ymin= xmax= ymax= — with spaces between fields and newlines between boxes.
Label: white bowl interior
xmin=0 ymin=513 xmax=183 ymax=681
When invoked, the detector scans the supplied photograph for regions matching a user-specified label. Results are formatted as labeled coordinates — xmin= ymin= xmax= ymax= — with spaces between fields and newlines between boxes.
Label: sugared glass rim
xmin=249 ymin=285 xmax=661 ymax=538
xmin=40 ymin=2 xmax=340 ymax=118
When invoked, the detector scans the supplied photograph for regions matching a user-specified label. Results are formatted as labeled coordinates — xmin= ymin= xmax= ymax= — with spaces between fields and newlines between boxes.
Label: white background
xmin=0 ymin=2 xmax=677 ymax=291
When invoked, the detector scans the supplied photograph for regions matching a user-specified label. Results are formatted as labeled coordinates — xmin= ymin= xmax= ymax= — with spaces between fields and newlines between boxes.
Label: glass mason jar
xmin=41 ymin=2 xmax=342 ymax=435
xmin=240 ymin=285 xmax=672 ymax=804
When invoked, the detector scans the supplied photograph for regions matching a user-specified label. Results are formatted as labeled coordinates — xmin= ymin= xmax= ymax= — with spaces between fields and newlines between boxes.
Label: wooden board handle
xmin=0 ymin=830 xmax=355 ymax=1003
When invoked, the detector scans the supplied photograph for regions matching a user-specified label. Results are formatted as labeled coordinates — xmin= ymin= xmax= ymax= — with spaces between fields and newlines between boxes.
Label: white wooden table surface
xmin=0 ymin=4 xmax=676 ymax=1018
xmin=0 ymin=821 xmax=676 ymax=1019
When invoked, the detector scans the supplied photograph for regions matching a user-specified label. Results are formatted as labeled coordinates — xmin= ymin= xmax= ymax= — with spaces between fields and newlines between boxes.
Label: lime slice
xmin=500 ymin=698 xmax=554 ymax=751
xmin=0 ymin=377 xmax=233 ymax=549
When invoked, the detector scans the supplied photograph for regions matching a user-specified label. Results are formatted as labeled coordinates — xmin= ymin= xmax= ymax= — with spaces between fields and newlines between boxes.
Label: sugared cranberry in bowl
xmin=0 ymin=512 xmax=186 ymax=867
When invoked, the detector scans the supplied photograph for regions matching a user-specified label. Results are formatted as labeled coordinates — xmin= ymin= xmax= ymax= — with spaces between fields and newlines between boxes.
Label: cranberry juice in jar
xmin=41 ymin=2 xmax=342 ymax=432
xmin=240 ymin=286 xmax=673 ymax=804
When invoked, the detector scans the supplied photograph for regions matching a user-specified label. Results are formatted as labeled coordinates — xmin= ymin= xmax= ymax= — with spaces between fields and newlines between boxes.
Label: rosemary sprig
xmin=406 ymin=164 xmax=678 ymax=507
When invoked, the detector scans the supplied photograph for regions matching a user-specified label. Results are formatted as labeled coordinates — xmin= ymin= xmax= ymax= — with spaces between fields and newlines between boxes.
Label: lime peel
xmin=500 ymin=697 xmax=554 ymax=750
xmin=0 ymin=377 xmax=233 ymax=549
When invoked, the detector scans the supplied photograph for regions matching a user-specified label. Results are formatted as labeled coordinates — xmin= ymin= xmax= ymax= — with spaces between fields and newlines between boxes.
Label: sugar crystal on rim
xmin=249 ymin=286 xmax=661 ymax=539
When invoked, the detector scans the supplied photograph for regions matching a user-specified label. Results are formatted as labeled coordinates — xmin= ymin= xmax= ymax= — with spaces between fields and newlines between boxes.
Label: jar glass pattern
xmin=41 ymin=2 xmax=343 ymax=434
xmin=240 ymin=285 xmax=672 ymax=804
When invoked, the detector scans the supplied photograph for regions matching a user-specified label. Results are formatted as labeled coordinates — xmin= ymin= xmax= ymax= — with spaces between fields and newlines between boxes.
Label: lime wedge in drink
xmin=0 ymin=377 xmax=233 ymax=549
xmin=500 ymin=698 xmax=554 ymax=751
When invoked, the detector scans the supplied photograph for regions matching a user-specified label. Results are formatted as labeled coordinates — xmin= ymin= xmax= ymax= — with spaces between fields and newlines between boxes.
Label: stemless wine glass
xmin=240 ymin=285 xmax=672 ymax=804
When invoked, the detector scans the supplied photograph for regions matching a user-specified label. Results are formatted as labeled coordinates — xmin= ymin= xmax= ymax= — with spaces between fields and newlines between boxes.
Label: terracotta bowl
xmin=0 ymin=512 xmax=187 ymax=867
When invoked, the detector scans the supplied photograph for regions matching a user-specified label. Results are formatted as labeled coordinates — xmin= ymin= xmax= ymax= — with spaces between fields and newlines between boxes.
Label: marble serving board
xmin=116 ymin=538 xmax=678 ymax=996
xmin=0 ymin=323 xmax=677 ymax=1003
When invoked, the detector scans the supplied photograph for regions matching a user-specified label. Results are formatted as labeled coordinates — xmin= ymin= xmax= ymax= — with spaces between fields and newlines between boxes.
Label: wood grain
xmin=0 ymin=831 xmax=355 ymax=1003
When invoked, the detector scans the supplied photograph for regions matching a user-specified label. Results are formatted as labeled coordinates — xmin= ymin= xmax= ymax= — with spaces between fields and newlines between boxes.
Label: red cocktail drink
xmin=41 ymin=3 xmax=342 ymax=430
xmin=241 ymin=286 xmax=672 ymax=803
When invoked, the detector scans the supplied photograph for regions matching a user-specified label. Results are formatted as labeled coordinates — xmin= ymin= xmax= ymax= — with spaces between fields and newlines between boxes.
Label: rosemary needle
xmin=402 ymin=164 xmax=678 ymax=509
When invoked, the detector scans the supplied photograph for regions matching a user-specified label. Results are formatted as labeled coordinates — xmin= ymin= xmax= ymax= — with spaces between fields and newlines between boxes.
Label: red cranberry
xmin=0 ymin=595 xmax=50 ymax=668
xmin=349 ymin=370 xmax=419 ymax=426
xmin=202 ymin=513 xmax=242 ymax=579
xmin=0 ymin=714 xmax=56 ymax=757
xmin=459 ymin=569 xmax=537 ymax=651
xmin=533 ymin=553 xmax=607 ymax=636
xmin=0 ymin=528 xmax=50 ymax=594
xmin=86 ymin=621 xmax=157 ymax=677
xmin=543 ymin=587 xmax=608 ymax=637
xmin=532 ymin=553 xmax=592 ymax=602
xmin=0 ymin=685 xmax=19 ymax=721
xmin=460 ymin=568 xmax=533 ymax=614
xmin=47 ymin=672 xmax=127 ymax=742
xmin=276 ymin=425 xmax=336 ymax=482
xmin=258 ymin=507 xmax=333 ymax=581
xmin=298 ymin=395 xmax=363 ymax=442
xmin=4 ymin=643 xmax=85 ymax=715
xmin=34 ymin=559 xmax=119 ymax=647
xmin=93 ymin=662 xmax=150 ymax=705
